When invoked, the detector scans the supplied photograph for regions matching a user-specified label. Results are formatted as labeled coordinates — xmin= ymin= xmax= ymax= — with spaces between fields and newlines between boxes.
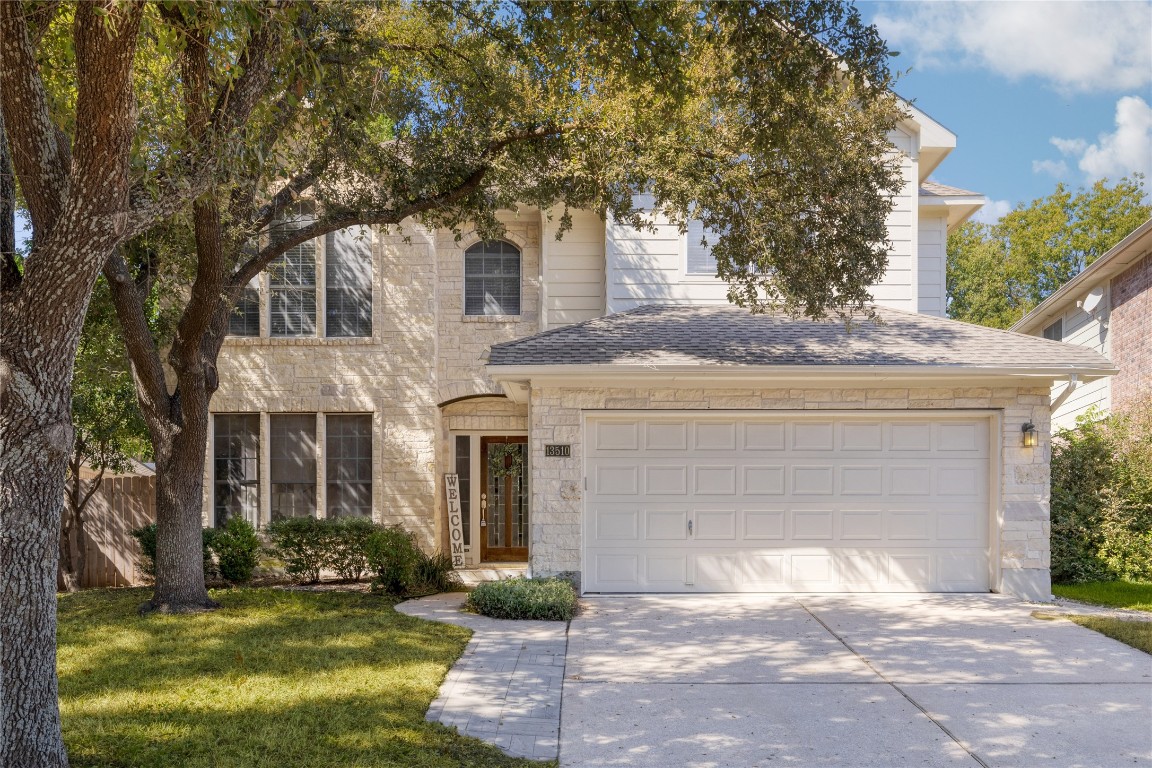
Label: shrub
xmin=326 ymin=517 xmax=378 ymax=582
xmin=1052 ymin=399 xmax=1152 ymax=583
xmin=266 ymin=517 xmax=332 ymax=584
xmin=411 ymin=549 xmax=462 ymax=595
xmin=209 ymin=517 xmax=261 ymax=584
xmin=363 ymin=526 xmax=421 ymax=594
xmin=466 ymin=577 xmax=578 ymax=621
xmin=130 ymin=523 xmax=216 ymax=581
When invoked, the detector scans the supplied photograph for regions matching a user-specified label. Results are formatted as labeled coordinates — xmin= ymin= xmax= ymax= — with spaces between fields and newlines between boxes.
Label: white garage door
xmin=584 ymin=414 xmax=991 ymax=593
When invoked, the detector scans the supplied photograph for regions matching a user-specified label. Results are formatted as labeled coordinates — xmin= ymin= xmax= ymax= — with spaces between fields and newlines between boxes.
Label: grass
xmin=57 ymin=588 xmax=550 ymax=768
xmin=1052 ymin=580 xmax=1152 ymax=611
xmin=1064 ymin=615 xmax=1152 ymax=655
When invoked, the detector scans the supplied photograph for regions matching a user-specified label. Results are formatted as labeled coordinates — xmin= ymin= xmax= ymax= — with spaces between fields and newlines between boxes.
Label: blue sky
xmin=860 ymin=0 xmax=1152 ymax=223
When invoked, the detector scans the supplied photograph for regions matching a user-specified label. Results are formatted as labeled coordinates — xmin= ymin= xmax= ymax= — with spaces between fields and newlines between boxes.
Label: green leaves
xmin=947 ymin=176 xmax=1150 ymax=329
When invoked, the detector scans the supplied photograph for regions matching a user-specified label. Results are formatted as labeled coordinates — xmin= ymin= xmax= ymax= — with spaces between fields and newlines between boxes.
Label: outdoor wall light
xmin=1021 ymin=422 xmax=1038 ymax=447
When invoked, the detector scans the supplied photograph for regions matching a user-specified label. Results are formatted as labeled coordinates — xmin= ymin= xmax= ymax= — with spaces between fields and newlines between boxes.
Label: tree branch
xmin=0 ymin=1 xmax=69 ymax=238
xmin=103 ymin=252 xmax=171 ymax=425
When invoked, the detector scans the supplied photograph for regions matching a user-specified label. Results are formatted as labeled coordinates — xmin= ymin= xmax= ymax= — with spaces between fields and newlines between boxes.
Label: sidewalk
xmin=396 ymin=592 xmax=568 ymax=762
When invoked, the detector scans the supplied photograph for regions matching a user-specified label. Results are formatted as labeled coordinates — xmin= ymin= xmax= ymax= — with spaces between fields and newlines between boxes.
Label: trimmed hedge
xmin=264 ymin=517 xmax=459 ymax=593
xmin=466 ymin=577 xmax=578 ymax=621
xmin=130 ymin=518 xmax=261 ymax=585
xmin=1052 ymin=399 xmax=1152 ymax=584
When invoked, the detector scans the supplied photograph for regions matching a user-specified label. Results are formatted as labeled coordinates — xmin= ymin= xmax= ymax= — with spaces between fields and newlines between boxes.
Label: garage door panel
xmin=595 ymin=508 xmax=639 ymax=541
xmin=792 ymin=422 xmax=835 ymax=450
xmin=793 ymin=465 xmax=835 ymax=494
xmin=645 ymin=509 xmax=688 ymax=540
xmin=695 ymin=422 xmax=737 ymax=450
xmin=695 ymin=509 xmax=737 ymax=539
xmin=644 ymin=464 xmax=687 ymax=495
xmin=584 ymin=414 xmax=991 ymax=593
xmin=595 ymin=465 xmax=639 ymax=495
xmin=694 ymin=465 xmax=737 ymax=494
xmin=595 ymin=421 xmax=639 ymax=450
xmin=743 ymin=509 xmax=786 ymax=539
xmin=744 ymin=422 xmax=786 ymax=450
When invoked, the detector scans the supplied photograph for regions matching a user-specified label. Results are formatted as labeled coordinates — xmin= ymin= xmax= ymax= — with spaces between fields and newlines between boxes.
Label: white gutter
xmin=487 ymin=363 xmax=1118 ymax=380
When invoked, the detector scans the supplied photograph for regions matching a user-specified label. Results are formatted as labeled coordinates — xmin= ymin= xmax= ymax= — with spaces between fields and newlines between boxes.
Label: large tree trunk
xmin=0 ymin=382 xmax=73 ymax=768
xmin=144 ymin=402 xmax=218 ymax=613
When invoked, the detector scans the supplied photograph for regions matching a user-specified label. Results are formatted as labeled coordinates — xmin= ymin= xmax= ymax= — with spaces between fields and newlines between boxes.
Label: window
xmin=270 ymin=414 xmax=317 ymax=520
xmin=226 ymin=219 xmax=373 ymax=339
xmin=464 ymin=240 xmax=521 ymax=315
xmin=228 ymin=279 xmax=260 ymax=337
xmin=213 ymin=414 xmax=259 ymax=527
xmin=1043 ymin=319 xmax=1063 ymax=341
xmin=326 ymin=415 xmax=372 ymax=518
xmin=685 ymin=218 xmax=720 ymax=277
xmin=269 ymin=223 xmax=318 ymax=337
xmin=454 ymin=435 xmax=471 ymax=546
xmin=325 ymin=227 xmax=373 ymax=337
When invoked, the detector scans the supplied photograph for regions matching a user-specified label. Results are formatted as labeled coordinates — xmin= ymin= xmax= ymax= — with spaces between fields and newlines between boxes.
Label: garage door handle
xmin=688 ymin=519 xmax=693 ymax=535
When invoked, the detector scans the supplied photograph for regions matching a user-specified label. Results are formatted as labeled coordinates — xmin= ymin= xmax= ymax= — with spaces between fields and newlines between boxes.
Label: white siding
xmin=872 ymin=127 xmax=918 ymax=313
xmin=1048 ymin=299 xmax=1112 ymax=431
xmin=542 ymin=210 xmax=606 ymax=329
xmin=606 ymin=194 xmax=729 ymax=313
xmin=917 ymin=214 xmax=948 ymax=317
xmin=605 ymin=126 xmax=921 ymax=314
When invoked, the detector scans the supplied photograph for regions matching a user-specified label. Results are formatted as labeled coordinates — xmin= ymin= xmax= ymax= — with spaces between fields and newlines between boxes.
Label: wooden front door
xmin=480 ymin=436 xmax=529 ymax=562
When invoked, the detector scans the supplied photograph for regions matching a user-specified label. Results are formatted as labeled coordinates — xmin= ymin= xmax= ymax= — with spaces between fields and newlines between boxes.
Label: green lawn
xmin=1052 ymin=580 xmax=1152 ymax=611
xmin=57 ymin=588 xmax=548 ymax=768
xmin=1064 ymin=615 xmax=1152 ymax=655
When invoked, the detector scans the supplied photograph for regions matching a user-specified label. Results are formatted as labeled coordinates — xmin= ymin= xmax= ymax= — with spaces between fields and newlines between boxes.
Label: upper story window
xmin=684 ymin=218 xmax=721 ymax=277
xmin=226 ymin=216 xmax=373 ymax=339
xmin=269 ymin=229 xmax=318 ymax=337
xmin=465 ymin=240 xmax=521 ymax=315
xmin=1042 ymin=319 xmax=1063 ymax=341
xmin=325 ymin=227 xmax=373 ymax=337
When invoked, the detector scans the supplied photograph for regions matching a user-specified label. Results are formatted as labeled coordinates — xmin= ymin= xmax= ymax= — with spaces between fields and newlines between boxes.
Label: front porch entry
xmin=450 ymin=432 xmax=529 ymax=566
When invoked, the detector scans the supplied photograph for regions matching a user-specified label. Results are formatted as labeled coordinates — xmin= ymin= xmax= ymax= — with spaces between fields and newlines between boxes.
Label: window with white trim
xmin=1042 ymin=319 xmax=1063 ymax=342
xmin=464 ymin=240 xmax=521 ymax=315
xmin=325 ymin=227 xmax=373 ymax=337
xmin=684 ymin=218 xmax=725 ymax=277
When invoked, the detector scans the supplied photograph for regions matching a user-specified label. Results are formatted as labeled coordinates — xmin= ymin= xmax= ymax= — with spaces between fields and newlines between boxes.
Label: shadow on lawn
xmin=57 ymin=588 xmax=543 ymax=768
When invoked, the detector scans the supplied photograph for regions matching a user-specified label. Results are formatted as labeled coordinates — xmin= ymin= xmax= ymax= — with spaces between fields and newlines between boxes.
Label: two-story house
xmin=205 ymin=105 xmax=1113 ymax=601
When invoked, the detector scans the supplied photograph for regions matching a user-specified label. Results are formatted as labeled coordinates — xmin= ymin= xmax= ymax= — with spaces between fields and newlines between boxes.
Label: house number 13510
xmin=544 ymin=444 xmax=571 ymax=457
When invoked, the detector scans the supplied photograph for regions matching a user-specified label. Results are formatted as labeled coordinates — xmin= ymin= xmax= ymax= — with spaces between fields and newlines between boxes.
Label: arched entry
xmin=441 ymin=396 xmax=529 ymax=565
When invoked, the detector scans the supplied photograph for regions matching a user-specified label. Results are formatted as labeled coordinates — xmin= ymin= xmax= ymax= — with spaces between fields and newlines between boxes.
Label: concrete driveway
xmin=561 ymin=594 xmax=1152 ymax=767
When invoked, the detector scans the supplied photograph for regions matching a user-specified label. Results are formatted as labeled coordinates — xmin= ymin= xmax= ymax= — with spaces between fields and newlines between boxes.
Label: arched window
xmin=464 ymin=240 xmax=521 ymax=315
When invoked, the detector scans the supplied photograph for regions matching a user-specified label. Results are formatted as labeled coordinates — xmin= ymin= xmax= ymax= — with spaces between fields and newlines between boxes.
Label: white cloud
xmin=873 ymin=1 xmax=1152 ymax=93
xmin=1031 ymin=158 xmax=1069 ymax=179
xmin=1046 ymin=96 xmax=1152 ymax=182
xmin=972 ymin=199 xmax=1013 ymax=225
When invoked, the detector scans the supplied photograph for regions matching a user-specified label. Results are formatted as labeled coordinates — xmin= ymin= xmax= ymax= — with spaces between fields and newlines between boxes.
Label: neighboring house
xmin=206 ymin=104 xmax=1111 ymax=601
xmin=1009 ymin=218 xmax=1152 ymax=431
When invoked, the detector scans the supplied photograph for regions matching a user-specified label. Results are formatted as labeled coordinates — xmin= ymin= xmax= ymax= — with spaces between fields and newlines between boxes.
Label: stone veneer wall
xmin=527 ymin=385 xmax=1053 ymax=600
xmin=1111 ymin=252 xmax=1151 ymax=409
xmin=206 ymin=216 xmax=543 ymax=551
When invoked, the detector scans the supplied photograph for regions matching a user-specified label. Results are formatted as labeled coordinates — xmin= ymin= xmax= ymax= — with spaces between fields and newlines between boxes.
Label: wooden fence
xmin=68 ymin=475 xmax=157 ymax=589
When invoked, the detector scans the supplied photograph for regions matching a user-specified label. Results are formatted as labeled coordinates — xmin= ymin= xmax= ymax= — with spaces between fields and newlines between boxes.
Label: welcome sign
xmin=444 ymin=473 xmax=466 ymax=568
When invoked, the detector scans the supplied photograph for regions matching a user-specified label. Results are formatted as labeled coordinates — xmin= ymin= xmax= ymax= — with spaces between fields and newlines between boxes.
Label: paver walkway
xmin=396 ymin=593 xmax=567 ymax=761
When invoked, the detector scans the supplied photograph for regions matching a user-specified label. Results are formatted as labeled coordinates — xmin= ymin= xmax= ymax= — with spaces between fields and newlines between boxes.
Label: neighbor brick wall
xmin=1110 ymin=252 xmax=1152 ymax=409
xmin=527 ymin=385 xmax=1053 ymax=597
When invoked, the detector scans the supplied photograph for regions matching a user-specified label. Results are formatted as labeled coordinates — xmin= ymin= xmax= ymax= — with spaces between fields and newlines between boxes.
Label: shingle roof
xmin=920 ymin=181 xmax=981 ymax=197
xmin=488 ymin=304 xmax=1114 ymax=371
